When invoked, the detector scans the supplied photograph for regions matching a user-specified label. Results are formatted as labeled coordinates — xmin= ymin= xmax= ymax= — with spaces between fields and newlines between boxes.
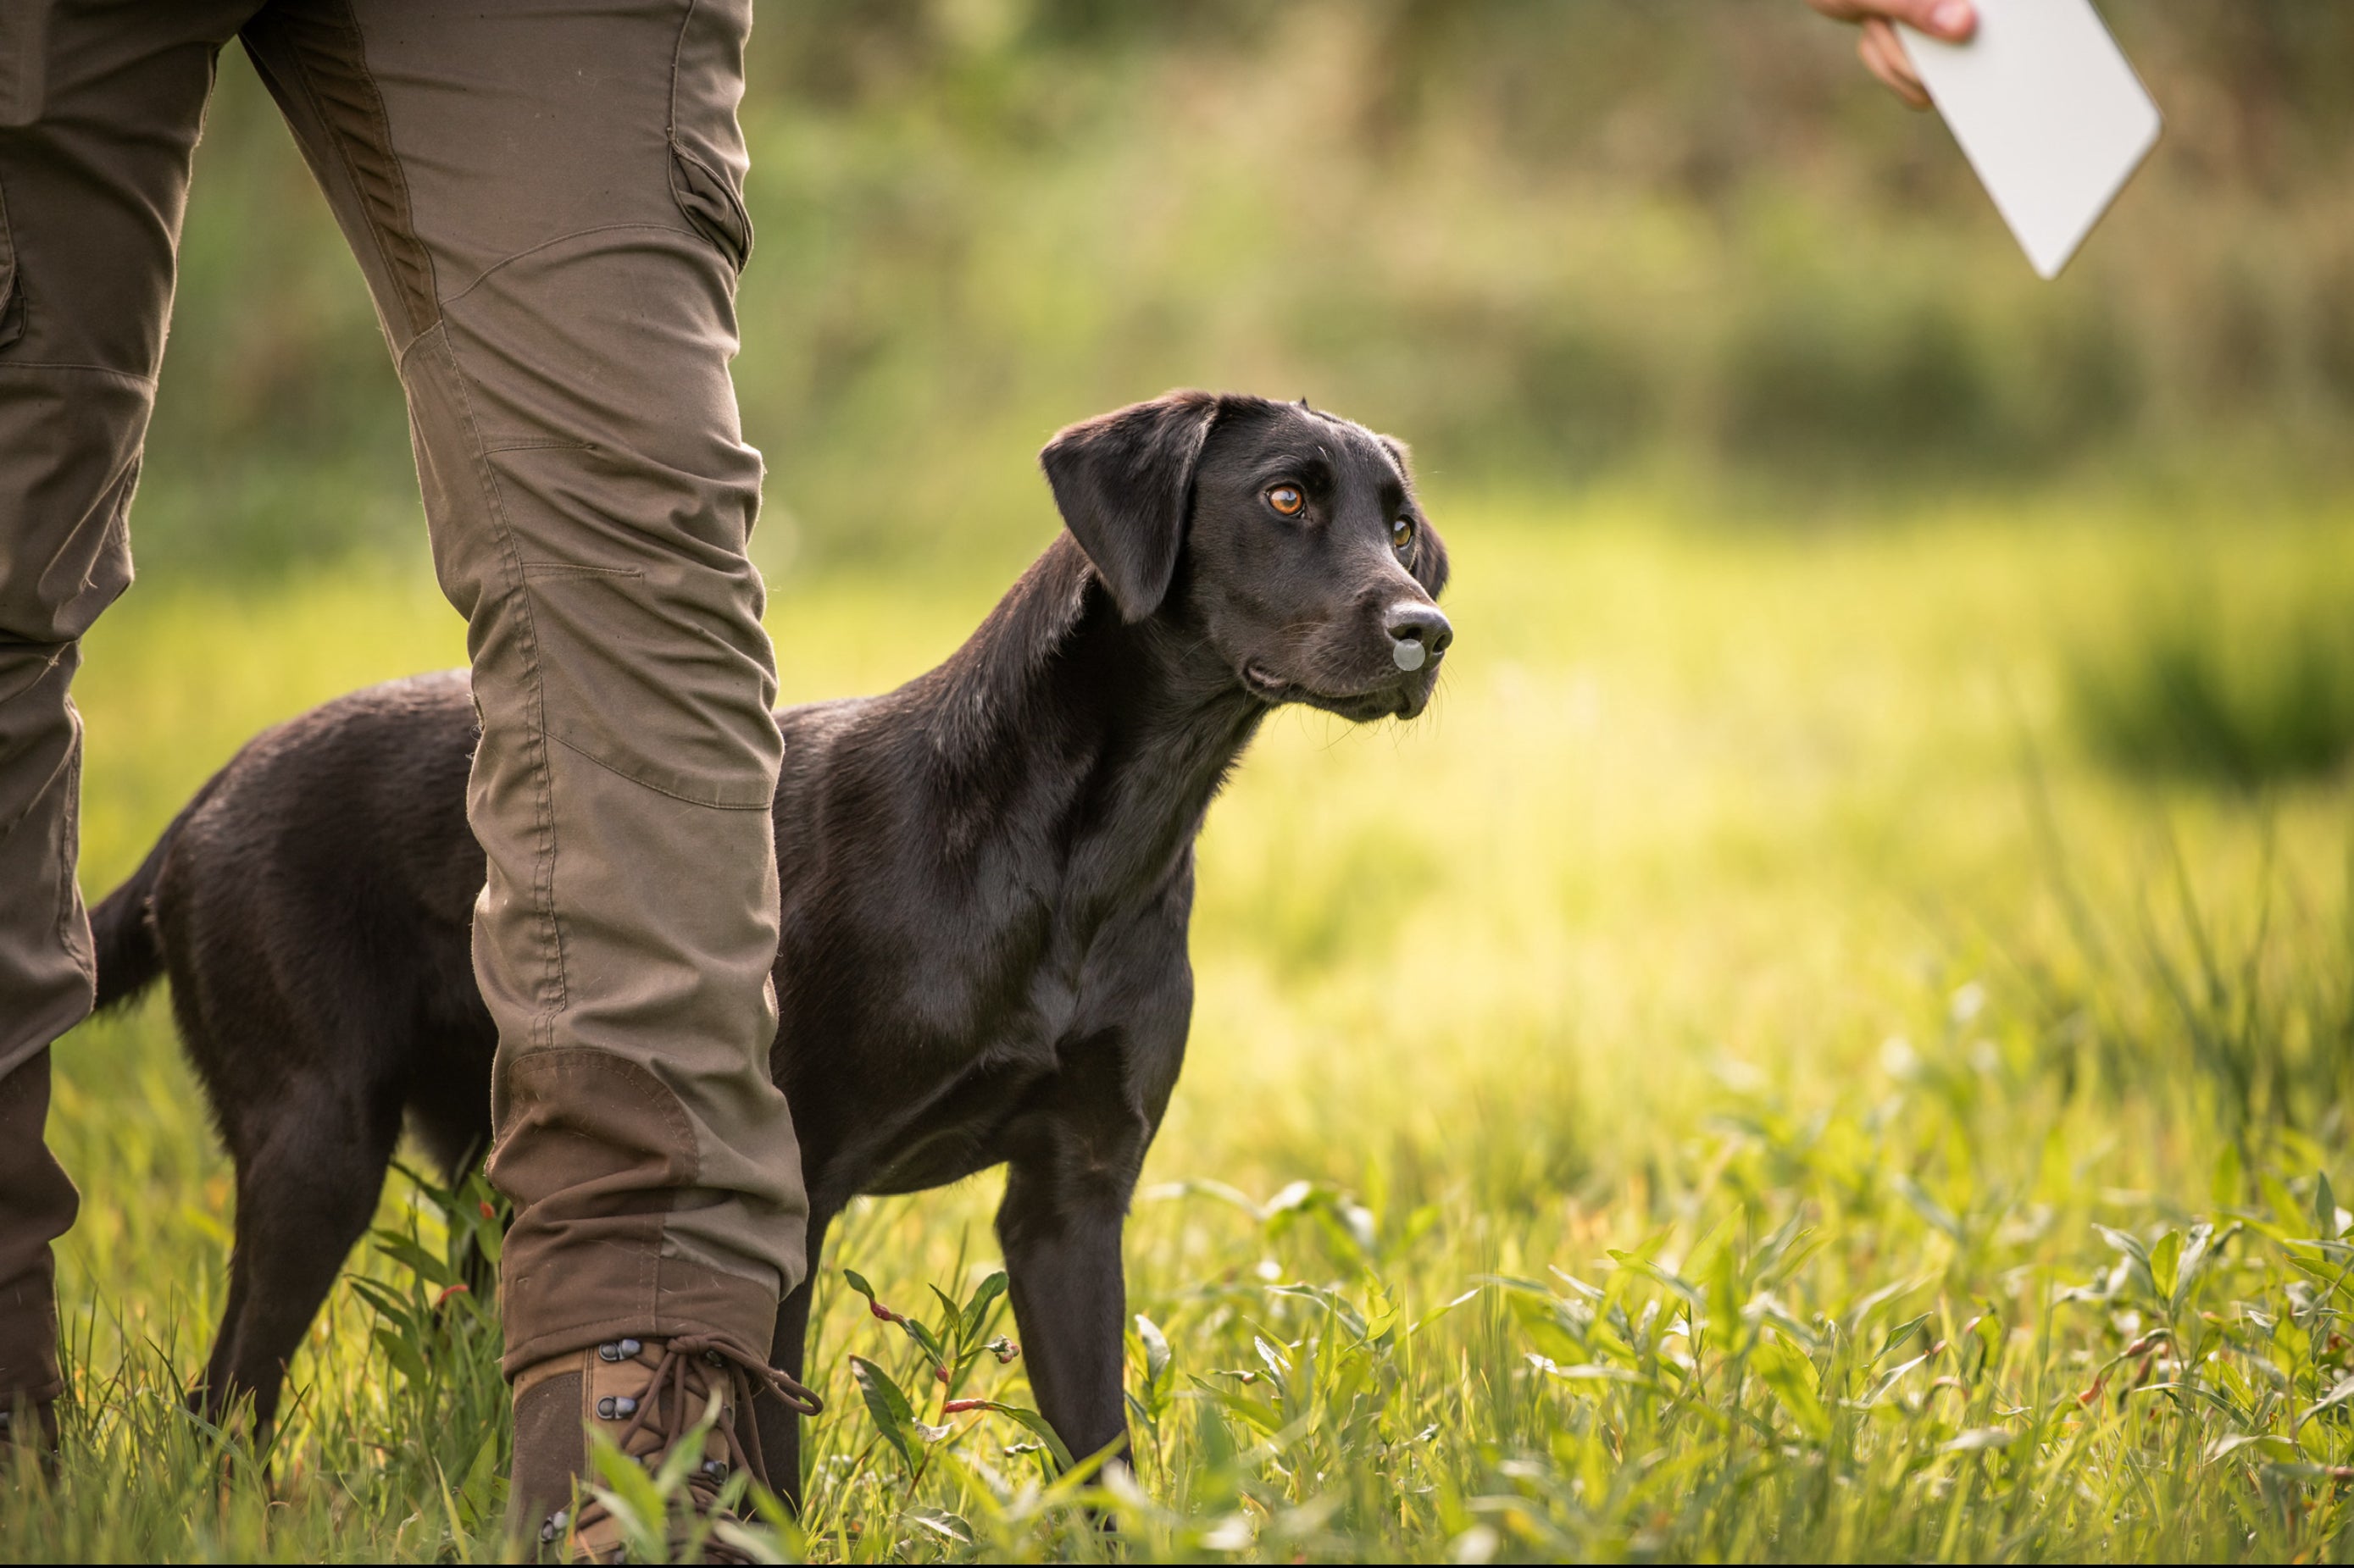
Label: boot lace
xmin=547 ymin=1333 xmax=822 ymax=1562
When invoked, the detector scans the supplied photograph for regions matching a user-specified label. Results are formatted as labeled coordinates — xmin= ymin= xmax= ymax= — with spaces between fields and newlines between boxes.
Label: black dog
xmin=90 ymin=390 xmax=1451 ymax=1491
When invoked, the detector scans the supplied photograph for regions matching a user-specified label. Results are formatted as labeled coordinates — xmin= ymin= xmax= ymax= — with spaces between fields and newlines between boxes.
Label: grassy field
xmin=11 ymin=490 xmax=2354 ymax=1561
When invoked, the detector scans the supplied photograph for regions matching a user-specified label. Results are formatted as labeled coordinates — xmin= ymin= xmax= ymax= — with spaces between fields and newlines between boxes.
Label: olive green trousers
xmin=0 ymin=0 xmax=807 ymax=1407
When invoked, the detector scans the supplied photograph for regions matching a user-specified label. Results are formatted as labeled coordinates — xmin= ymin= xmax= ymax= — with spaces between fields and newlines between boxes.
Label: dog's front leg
xmin=997 ymin=939 xmax=1188 ymax=1477
xmin=997 ymin=1158 xmax=1133 ymax=1472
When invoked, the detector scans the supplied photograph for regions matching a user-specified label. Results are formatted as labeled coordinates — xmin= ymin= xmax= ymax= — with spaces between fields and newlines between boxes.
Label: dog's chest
xmin=827 ymin=902 xmax=1163 ymax=1199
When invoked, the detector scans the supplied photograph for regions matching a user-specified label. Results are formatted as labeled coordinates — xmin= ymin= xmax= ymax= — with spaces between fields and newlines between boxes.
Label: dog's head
xmin=1041 ymin=391 xmax=1452 ymax=721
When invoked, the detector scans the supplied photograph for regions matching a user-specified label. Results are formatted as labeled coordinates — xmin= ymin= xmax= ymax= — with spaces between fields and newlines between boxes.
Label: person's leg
xmin=0 ymin=1 xmax=253 ymax=1446
xmin=237 ymin=0 xmax=808 ymax=1526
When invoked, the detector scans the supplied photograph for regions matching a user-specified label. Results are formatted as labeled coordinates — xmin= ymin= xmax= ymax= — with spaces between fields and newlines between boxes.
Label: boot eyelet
xmin=702 ymin=1459 xmax=729 ymax=1479
xmin=703 ymin=1349 xmax=726 ymax=1368
xmin=618 ymin=1338 xmax=641 ymax=1357
xmin=596 ymin=1394 xmax=639 ymax=1420
xmin=597 ymin=1342 xmax=624 ymax=1362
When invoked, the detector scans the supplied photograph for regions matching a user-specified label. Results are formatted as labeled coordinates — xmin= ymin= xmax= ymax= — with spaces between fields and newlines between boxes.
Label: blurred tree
xmin=135 ymin=0 xmax=2354 ymax=577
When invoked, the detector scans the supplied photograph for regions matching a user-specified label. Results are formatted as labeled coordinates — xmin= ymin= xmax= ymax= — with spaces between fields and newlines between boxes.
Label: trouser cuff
xmin=501 ymin=1247 xmax=778 ymax=1379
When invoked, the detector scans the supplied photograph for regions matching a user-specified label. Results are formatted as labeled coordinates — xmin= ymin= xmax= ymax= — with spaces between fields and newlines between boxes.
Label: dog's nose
xmin=1385 ymin=603 xmax=1452 ymax=672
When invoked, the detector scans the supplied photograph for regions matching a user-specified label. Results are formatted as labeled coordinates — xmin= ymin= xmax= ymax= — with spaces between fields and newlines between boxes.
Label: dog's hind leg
xmin=197 ymin=1083 xmax=403 ymax=1429
xmin=752 ymin=1205 xmax=833 ymax=1511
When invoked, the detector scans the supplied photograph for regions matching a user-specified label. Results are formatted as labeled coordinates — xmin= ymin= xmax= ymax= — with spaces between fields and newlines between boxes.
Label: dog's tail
xmin=89 ymin=778 xmax=217 ymax=1013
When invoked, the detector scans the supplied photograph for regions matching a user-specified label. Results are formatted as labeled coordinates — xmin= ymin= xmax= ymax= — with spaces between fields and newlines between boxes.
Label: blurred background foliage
xmin=146 ymin=0 xmax=2354 ymax=585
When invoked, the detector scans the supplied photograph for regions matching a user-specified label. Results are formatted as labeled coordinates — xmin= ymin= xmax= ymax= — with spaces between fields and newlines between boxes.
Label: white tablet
xmin=1898 ymin=0 xmax=2161 ymax=279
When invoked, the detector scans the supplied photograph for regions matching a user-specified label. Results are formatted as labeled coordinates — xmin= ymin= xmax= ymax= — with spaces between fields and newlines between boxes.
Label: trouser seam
xmin=666 ymin=1 xmax=693 ymax=144
xmin=426 ymin=321 xmax=570 ymax=1036
xmin=437 ymin=223 xmax=707 ymax=311
xmin=0 ymin=651 xmax=70 ymax=844
xmin=0 ymin=363 xmax=153 ymax=386
xmin=54 ymin=706 xmax=84 ymax=967
xmin=260 ymin=1 xmax=441 ymax=339
xmin=543 ymin=729 xmax=776 ymax=811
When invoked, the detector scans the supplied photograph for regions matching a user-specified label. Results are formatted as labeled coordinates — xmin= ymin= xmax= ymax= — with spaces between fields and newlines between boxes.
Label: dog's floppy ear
xmin=1040 ymin=390 xmax=1221 ymax=623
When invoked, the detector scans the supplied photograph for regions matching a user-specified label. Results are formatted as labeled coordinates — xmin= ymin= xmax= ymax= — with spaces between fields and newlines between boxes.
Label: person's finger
xmin=1859 ymin=19 xmax=1935 ymax=110
xmin=1809 ymin=0 xmax=1976 ymax=42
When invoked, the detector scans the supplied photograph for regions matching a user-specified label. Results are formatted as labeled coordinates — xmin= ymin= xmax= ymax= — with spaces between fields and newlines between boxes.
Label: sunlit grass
xmin=12 ymin=492 xmax=2354 ymax=1560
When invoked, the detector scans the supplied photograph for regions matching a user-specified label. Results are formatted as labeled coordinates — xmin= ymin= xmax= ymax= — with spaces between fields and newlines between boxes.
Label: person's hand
xmin=1807 ymin=0 xmax=1977 ymax=109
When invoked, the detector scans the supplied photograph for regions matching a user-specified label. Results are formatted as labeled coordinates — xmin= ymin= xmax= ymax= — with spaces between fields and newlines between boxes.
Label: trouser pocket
xmin=669 ymin=142 xmax=751 ymax=273
xmin=666 ymin=0 xmax=754 ymax=274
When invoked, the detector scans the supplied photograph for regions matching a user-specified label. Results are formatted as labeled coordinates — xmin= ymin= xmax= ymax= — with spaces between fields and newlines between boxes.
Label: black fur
xmin=89 ymin=391 xmax=1452 ymax=1493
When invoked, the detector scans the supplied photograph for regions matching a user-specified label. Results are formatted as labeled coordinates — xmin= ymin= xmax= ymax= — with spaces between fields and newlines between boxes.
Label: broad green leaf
xmin=372 ymin=1234 xmax=453 ymax=1289
xmin=2149 ymin=1230 xmax=2183 ymax=1302
xmin=927 ymin=1284 xmax=965 ymax=1341
xmin=2212 ymin=1142 xmax=2243 ymax=1208
xmin=1188 ymin=1373 xmax=1285 ymax=1438
xmin=960 ymin=1271 xmax=1008 ymax=1344
xmin=1606 ymin=1250 xmax=1702 ymax=1306
xmin=1507 ymin=1292 xmax=1585 ymax=1365
xmin=849 ymin=1354 xmax=919 ymax=1474
xmin=1530 ymin=1356 xmax=1657 ymax=1392
xmin=2207 ymin=1432 xmax=2294 ymax=1462
xmin=1892 ymin=1175 xmax=1963 ymax=1241
xmin=1875 ymin=1313 xmax=1932 ymax=1366
xmin=372 ymin=1325 xmax=429 ymax=1387
xmin=2093 ymin=1223 xmax=2150 ymax=1266
xmin=958 ymin=1400 xmax=1075 ymax=1470
xmin=1135 ymin=1312 xmax=1173 ymax=1386
xmin=1941 ymin=1427 xmax=2013 ymax=1453
xmin=1409 ymin=1287 xmax=1481 ymax=1335
xmin=898 ymin=1313 xmax=948 ymax=1370
xmin=1705 ymin=1245 xmax=1745 ymax=1355
xmin=1752 ymin=1337 xmax=1831 ymax=1443
xmin=2296 ymin=1371 xmax=2354 ymax=1430
xmin=2259 ymin=1173 xmax=2307 ymax=1235
xmin=344 ymin=1274 xmax=410 ymax=1322
xmin=904 ymin=1506 xmax=974 ymax=1546
xmin=2170 ymin=1223 xmax=2220 ymax=1316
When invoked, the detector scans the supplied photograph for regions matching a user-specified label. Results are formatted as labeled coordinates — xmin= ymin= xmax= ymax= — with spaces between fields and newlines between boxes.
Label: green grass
xmin=11 ymin=492 xmax=2354 ymax=1560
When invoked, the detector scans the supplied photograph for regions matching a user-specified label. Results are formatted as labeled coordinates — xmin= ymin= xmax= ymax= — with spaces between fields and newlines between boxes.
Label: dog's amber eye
xmin=1391 ymin=516 xmax=1415 ymax=554
xmin=1266 ymin=485 xmax=1304 ymax=517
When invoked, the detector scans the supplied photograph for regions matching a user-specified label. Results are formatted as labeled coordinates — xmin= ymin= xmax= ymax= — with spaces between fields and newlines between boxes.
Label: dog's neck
xmin=913 ymin=534 xmax=1267 ymax=909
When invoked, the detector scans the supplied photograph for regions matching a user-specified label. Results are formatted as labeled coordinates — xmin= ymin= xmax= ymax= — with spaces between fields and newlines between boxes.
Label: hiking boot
xmin=511 ymin=1333 xmax=821 ymax=1563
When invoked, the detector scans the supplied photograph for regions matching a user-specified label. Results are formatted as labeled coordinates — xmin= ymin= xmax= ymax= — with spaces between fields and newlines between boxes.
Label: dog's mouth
xmin=1242 ymin=660 xmax=1431 ymax=721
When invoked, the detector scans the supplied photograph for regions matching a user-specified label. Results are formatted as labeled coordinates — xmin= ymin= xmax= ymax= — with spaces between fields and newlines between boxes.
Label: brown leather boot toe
xmin=510 ymin=1334 xmax=819 ymax=1563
